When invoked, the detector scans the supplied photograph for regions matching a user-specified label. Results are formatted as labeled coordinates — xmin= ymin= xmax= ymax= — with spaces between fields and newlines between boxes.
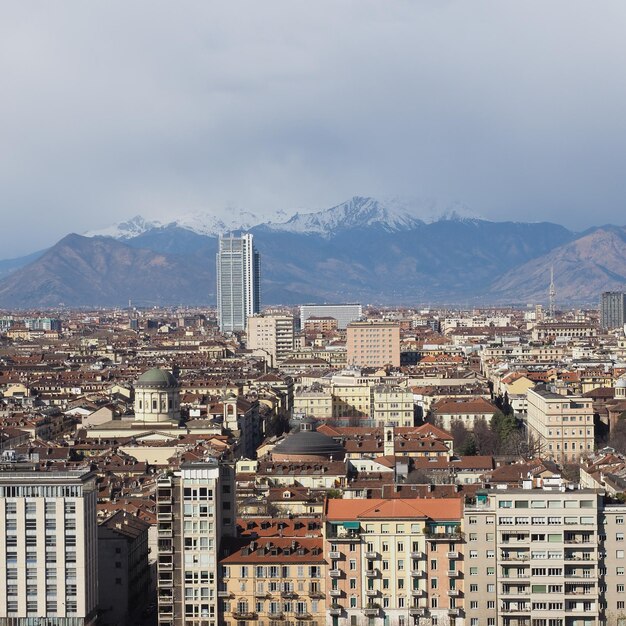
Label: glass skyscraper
xmin=216 ymin=233 xmax=260 ymax=332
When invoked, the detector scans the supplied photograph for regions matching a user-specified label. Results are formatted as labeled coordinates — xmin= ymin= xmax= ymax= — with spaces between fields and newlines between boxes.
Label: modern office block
xmin=217 ymin=234 xmax=260 ymax=333
xmin=0 ymin=465 xmax=98 ymax=626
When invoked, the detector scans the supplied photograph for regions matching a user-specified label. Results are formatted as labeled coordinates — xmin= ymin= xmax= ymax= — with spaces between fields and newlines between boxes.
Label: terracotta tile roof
xmin=325 ymin=497 xmax=462 ymax=521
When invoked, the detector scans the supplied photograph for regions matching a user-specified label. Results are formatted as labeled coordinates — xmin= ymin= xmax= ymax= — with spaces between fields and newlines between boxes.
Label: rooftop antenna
xmin=549 ymin=266 xmax=556 ymax=318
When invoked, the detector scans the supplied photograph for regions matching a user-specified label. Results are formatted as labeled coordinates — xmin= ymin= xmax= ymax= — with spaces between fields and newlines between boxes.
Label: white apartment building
xmin=156 ymin=461 xmax=235 ymax=626
xmin=0 ymin=465 xmax=98 ymax=626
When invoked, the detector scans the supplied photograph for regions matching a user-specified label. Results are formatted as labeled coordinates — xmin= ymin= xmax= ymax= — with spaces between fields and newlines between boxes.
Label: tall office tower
xmin=600 ymin=291 xmax=626 ymax=330
xmin=217 ymin=233 xmax=260 ymax=333
xmin=156 ymin=460 xmax=236 ymax=626
xmin=0 ymin=464 xmax=98 ymax=626
xmin=246 ymin=312 xmax=295 ymax=366
xmin=300 ymin=303 xmax=362 ymax=330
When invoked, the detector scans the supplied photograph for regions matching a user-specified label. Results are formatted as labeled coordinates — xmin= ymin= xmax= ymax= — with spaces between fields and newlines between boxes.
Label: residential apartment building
xmin=601 ymin=292 xmax=626 ymax=331
xmin=156 ymin=460 xmax=236 ymax=626
xmin=372 ymin=385 xmax=415 ymax=427
xmin=219 ymin=536 xmax=327 ymax=625
xmin=0 ymin=465 xmax=98 ymax=626
xmin=324 ymin=498 xmax=463 ymax=626
xmin=463 ymin=482 xmax=603 ymax=626
xmin=217 ymin=233 xmax=260 ymax=333
xmin=526 ymin=386 xmax=594 ymax=463
xmin=247 ymin=313 xmax=296 ymax=367
xmin=300 ymin=304 xmax=363 ymax=330
xmin=431 ymin=397 xmax=498 ymax=431
xmin=347 ymin=321 xmax=401 ymax=368
xmin=98 ymin=510 xmax=151 ymax=626
xmin=294 ymin=386 xmax=334 ymax=420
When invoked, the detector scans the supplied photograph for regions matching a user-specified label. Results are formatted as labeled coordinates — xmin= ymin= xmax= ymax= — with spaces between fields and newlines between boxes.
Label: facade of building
xmin=247 ymin=313 xmax=296 ymax=367
xmin=371 ymin=385 xmax=415 ymax=427
xmin=526 ymin=386 xmax=595 ymax=463
xmin=601 ymin=291 xmax=626 ymax=330
xmin=0 ymin=466 xmax=98 ymax=626
xmin=324 ymin=498 xmax=463 ymax=626
xmin=156 ymin=461 xmax=236 ymax=626
xmin=346 ymin=321 xmax=401 ymax=368
xmin=464 ymin=483 xmax=603 ymax=626
xmin=300 ymin=304 xmax=363 ymax=330
xmin=217 ymin=233 xmax=260 ymax=333
xmin=219 ymin=536 xmax=327 ymax=625
xmin=98 ymin=510 xmax=151 ymax=626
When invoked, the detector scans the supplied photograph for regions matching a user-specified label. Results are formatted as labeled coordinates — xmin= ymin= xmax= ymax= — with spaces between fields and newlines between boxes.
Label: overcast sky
xmin=2 ymin=1 xmax=626 ymax=257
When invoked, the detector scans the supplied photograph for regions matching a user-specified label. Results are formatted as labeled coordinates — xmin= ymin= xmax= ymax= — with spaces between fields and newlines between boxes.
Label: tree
xmin=473 ymin=418 xmax=498 ymax=455
xmin=609 ymin=412 xmax=626 ymax=455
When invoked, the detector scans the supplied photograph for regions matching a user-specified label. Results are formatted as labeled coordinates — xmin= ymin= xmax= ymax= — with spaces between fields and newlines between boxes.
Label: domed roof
xmin=616 ymin=377 xmax=626 ymax=388
xmin=273 ymin=430 xmax=344 ymax=459
xmin=136 ymin=368 xmax=178 ymax=389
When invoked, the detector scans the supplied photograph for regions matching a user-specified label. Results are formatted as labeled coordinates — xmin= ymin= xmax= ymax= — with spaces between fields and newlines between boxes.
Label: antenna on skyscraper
xmin=549 ymin=266 xmax=556 ymax=318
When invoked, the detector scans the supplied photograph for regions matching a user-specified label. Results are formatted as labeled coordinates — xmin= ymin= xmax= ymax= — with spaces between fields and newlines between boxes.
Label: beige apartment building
xmin=0 ymin=466 xmax=98 ymax=626
xmin=247 ymin=313 xmax=296 ymax=367
xmin=526 ymin=386 xmax=594 ymax=463
xmin=463 ymin=481 xmax=604 ymax=626
xmin=372 ymin=385 xmax=415 ymax=427
xmin=347 ymin=321 xmax=401 ymax=368
xmin=324 ymin=498 xmax=463 ymax=626
xmin=294 ymin=387 xmax=334 ymax=420
xmin=219 ymin=536 xmax=327 ymax=625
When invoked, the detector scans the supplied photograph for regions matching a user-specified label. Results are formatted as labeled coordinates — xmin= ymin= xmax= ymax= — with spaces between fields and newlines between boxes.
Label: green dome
xmin=136 ymin=368 xmax=178 ymax=389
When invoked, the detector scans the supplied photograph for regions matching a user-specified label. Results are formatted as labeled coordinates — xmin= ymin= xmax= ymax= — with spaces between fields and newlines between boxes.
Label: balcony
xmin=309 ymin=589 xmax=325 ymax=599
xmin=366 ymin=589 xmax=378 ymax=597
xmin=411 ymin=551 xmax=426 ymax=559
xmin=365 ymin=551 xmax=379 ymax=560
xmin=158 ymin=562 xmax=173 ymax=571
xmin=447 ymin=551 xmax=460 ymax=559
xmin=281 ymin=590 xmax=297 ymax=599
xmin=295 ymin=613 xmax=313 ymax=620
xmin=501 ymin=606 xmax=530 ymax=614
xmin=365 ymin=569 xmax=380 ymax=578
xmin=218 ymin=590 xmax=232 ymax=598
xmin=501 ymin=554 xmax=529 ymax=562
xmin=447 ymin=570 xmax=460 ymax=577
xmin=448 ymin=608 xmax=462 ymax=617
xmin=329 ymin=551 xmax=341 ymax=559
xmin=411 ymin=589 xmax=426 ymax=597
xmin=425 ymin=529 xmax=463 ymax=541
xmin=268 ymin=612 xmax=284 ymax=620
xmin=329 ymin=589 xmax=342 ymax=597
xmin=364 ymin=605 xmax=380 ymax=616
xmin=329 ymin=569 xmax=342 ymax=578
xmin=233 ymin=612 xmax=258 ymax=620
xmin=448 ymin=589 xmax=461 ymax=597
xmin=330 ymin=605 xmax=343 ymax=616
xmin=409 ymin=607 xmax=427 ymax=617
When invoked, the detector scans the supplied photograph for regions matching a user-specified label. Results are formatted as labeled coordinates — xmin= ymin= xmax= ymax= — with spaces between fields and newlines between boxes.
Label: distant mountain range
xmin=0 ymin=196 xmax=624 ymax=307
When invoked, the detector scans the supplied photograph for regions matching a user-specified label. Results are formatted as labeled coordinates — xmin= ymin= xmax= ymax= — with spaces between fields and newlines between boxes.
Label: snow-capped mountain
xmin=262 ymin=196 xmax=481 ymax=237
xmin=84 ymin=196 xmax=480 ymax=240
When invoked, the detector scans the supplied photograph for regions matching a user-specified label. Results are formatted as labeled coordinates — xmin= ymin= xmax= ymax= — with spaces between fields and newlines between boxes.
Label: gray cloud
xmin=1 ymin=1 xmax=626 ymax=257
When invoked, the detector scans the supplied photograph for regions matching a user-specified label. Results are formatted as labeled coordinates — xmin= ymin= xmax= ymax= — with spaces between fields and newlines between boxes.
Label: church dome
xmin=136 ymin=368 xmax=178 ymax=389
xmin=272 ymin=430 xmax=345 ymax=462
